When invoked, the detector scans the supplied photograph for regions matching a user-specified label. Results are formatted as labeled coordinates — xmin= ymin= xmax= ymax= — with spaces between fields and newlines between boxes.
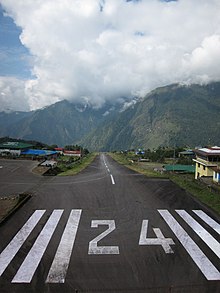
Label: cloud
xmin=0 ymin=76 xmax=29 ymax=111
xmin=0 ymin=0 xmax=220 ymax=111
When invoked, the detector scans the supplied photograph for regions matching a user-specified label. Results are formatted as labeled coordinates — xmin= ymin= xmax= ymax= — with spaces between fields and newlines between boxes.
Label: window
xmin=203 ymin=165 xmax=206 ymax=171
xmin=198 ymin=163 xmax=200 ymax=168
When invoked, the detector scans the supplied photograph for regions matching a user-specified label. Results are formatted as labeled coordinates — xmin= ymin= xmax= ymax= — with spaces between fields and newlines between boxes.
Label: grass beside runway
xmin=109 ymin=152 xmax=220 ymax=215
xmin=109 ymin=152 xmax=168 ymax=178
xmin=58 ymin=153 xmax=97 ymax=176
xmin=170 ymin=174 xmax=220 ymax=215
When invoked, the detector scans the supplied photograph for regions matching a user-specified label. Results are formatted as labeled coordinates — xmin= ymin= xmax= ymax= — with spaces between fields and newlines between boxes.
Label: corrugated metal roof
xmin=21 ymin=149 xmax=57 ymax=156
xmin=194 ymin=147 xmax=220 ymax=156
xmin=165 ymin=164 xmax=195 ymax=173
xmin=0 ymin=142 xmax=33 ymax=149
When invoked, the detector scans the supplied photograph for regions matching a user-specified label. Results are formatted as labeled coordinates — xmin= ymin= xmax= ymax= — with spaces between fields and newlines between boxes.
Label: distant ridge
xmin=0 ymin=82 xmax=220 ymax=150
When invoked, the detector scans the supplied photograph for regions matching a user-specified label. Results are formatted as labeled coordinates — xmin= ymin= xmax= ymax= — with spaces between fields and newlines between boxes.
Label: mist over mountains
xmin=1 ymin=82 xmax=220 ymax=151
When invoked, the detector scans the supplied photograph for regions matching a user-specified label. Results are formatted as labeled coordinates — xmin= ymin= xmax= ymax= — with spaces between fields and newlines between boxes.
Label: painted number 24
xmin=88 ymin=220 xmax=175 ymax=255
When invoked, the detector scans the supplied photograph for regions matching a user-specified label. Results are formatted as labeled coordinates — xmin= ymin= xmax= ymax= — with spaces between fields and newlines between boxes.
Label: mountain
xmin=0 ymin=82 xmax=220 ymax=150
xmin=0 ymin=100 xmax=118 ymax=146
xmin=80 ymin=82 xmax=220 ymax=150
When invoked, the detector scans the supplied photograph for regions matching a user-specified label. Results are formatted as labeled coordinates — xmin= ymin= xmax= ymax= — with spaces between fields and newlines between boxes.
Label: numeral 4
xmin=139 ymin=220 xmax=175 ymax=254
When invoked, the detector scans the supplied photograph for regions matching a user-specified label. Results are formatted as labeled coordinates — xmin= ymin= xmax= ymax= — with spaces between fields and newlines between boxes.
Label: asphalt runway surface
xmin=0 ymin=155 xmax=220 ymax=293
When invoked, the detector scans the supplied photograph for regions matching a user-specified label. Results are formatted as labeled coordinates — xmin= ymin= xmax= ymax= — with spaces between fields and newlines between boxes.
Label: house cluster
xmin=0 ymin=142 xmax=82 ymax=159
xmin=193 ymin=147 xmax=220 ymax=184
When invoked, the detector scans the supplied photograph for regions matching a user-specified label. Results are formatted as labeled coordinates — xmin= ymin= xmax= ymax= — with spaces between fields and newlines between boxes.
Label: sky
xmin=0 ymin=0 xmax=220 ymax=112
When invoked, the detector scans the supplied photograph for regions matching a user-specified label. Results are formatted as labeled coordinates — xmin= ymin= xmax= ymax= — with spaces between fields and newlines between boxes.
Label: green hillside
xmin=0 ymin=100 xmax=116 ymax=146
xmin=1 ymin=82 xmax=220 ymax=150
xmin=80 ymin=82 xmax=220 ymax=150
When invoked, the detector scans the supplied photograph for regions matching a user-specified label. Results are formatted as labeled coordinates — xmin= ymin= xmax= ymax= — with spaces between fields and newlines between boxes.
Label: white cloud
xmin=0 ymin=76 xmax=29 ymax=111
xmin=1 ymin=0 xmax=220 ymax=111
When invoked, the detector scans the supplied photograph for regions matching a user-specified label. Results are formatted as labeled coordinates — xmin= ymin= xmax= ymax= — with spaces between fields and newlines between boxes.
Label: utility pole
xmin=173 ymin=143 xmax=176 ymax=172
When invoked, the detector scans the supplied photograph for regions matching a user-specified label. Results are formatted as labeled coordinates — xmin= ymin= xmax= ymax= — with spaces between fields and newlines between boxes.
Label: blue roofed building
xmin=21 ymin=149 xmax=57 ymax=159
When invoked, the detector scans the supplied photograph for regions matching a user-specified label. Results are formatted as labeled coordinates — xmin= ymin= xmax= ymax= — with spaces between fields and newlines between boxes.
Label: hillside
xmin=0 ymin=82 xmax=220 ymax=150
xmin=0 ymin=100 xmax=117 ymax=146
xmin=80 ymin=82 xmax=220 ymax=150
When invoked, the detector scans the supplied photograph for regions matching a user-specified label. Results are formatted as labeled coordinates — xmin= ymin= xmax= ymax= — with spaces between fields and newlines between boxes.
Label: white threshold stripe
xmin=158 ymin=210 xmax=220 ymax=280
xmin=176 ymin=210 xmax=220 ymax=259
xmin=0 ymin=210 xmax=46 ymax=276
xmin=193 ymin=210 xmax=220 ymax=235
xmin=12 ymin=209 xmax=63 ymax=283
xmin=110 ymin=174 xmax=115 ymax=185
xmin=46 ymin=209 xmax=82 ymax=283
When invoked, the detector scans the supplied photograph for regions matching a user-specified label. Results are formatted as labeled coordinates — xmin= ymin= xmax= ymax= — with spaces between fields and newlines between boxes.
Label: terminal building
xmin=193 ymin=147 xmax=220 ymax=183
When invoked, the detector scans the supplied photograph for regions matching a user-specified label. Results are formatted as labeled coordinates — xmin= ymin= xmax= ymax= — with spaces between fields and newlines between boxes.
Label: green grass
xmin=170 ymin=174 xmax=220 ymax=214
xmin=110 ymin=152 xmax=220 ymax=215
xmin=109 ymin=152 xmax=168 ymax=178
xmin=58 ymin=153 xmax=97 ymax=176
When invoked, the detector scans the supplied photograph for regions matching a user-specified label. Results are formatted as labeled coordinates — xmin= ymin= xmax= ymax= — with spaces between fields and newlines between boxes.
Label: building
xmin=0 ymin=141 xmax=33 ymax=156
xmin=164 ymin=164 xmax=195 ymax=173
xmin=41 ymin=160 xmax=57 ymax=168
xmin=54 ymin=148 xmax=82 ymax=157
xmin=63 ymin=150 xmax=81 ymax=157
xmin=54 ymin=147 xmax=64 ymax=155
xmin=212 ymin=167 xmax=220 ymax=184
xmin=21 ymin=149 xmax=57 ymax=159
xmin=193 ymin=147 xmax=220 ymax=180
xmin=178 ymin=150 xmax=195 ymax=159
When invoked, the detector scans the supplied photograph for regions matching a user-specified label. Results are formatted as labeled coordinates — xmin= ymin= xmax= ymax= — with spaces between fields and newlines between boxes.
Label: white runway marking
xmin=158 ymin=209 xmax=220 ymax=280
xmin=176 ymin=210 xmax=220 ymax=259
xmin=46 ymin=209 xmax=82 ymax=283
xmin=88 ymin=220 xmax=119 ymax=255
xmin=193 ymin=210 xmax=220 ymax=235
xmin=0 ymin=210 xmax=45 ymax=276
xmin=110 ymin=174 xmax=115 ymax=185
xmin=139 ymin=220 xmax=175 ymax=253
xmin=2 ymin=207 xmax=220 ymax=284
xmin=12 ymin=209 xmax=63 ymax=283
xmin=102 ymin=155 xmax=116 ymax=184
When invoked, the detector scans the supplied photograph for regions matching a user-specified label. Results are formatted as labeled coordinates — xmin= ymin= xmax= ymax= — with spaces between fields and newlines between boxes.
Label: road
xmin=0 ymin=154 xmax=220 ymax=292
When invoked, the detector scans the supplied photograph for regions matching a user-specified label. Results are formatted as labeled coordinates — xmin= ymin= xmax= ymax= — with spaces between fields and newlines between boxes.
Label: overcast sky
xmin=0 ymin=0 xmax=220 ymax=112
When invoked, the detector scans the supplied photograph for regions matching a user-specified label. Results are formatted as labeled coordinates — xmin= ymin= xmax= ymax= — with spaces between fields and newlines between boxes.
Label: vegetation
xmin=81 ymin=82 xmax=220 ymax=151
xmin=1 ymin=82 xmax=220 ymax=150
xmin=58 ymin=152 xmax=97 ymax=176
xmin=110 ymin=150 xmax=220 ymax=215
xmin=109 ymin=151 xmax=168 ymax=178
xmin=0 ymin=136 xmax=49 ymax=149
xmin=170 ymin=174 xmax=220 ymax=214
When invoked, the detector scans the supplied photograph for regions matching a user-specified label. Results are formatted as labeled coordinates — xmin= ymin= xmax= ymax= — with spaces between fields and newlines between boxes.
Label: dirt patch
xmin=32 ymin=165 xmax=50 ymax=175
xmin=0 ymin=197 xmax=20 ymax=220
xmin=0 ymin=194 xmax=31 ymax=224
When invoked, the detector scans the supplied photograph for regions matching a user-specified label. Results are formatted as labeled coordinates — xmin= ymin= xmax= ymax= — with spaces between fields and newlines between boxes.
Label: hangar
xmin=0 ymin=142 xmax=34 ymax=156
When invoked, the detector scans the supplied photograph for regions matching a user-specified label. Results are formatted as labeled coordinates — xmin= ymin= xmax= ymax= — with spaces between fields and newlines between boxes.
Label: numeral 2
xmin=88 ymin=220 xmax=119 ymax=255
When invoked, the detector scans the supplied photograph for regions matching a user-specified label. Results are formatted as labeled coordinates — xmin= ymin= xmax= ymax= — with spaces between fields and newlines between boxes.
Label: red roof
xmin=64 ymin=150 xmax=81 ymax=154
xmin=54 ymin=147 xmax=64 ymax=151
xmin=194 ymin=147 xmax=220 ymax=157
